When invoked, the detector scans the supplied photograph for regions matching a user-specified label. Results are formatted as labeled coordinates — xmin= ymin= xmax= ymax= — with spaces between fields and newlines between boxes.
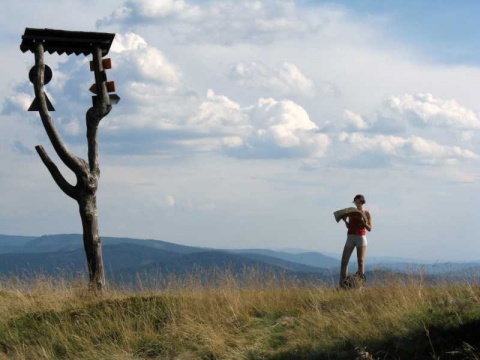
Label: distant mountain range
xmin=0 ymin=234 xmax=478 ymax=287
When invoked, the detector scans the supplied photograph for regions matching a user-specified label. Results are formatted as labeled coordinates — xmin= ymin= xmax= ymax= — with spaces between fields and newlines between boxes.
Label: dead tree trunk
xmin=78 ymin=192 xmax=105 ymax=289
xmin=32 ymin=43 xmax=111 ymax=291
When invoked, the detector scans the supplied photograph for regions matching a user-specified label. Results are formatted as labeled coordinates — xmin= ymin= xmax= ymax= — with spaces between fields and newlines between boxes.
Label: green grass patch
xmin=0 ymin=279 xmax=479 ymax=359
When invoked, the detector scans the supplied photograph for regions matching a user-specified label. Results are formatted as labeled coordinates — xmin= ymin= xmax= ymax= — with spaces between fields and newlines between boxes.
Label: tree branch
xmin=35 ymin=145 xmax=78 ymax=199
xmin=87 ymin=46 xmax=112 ymax=175
xmin=91 ymin=46 xmax=111 ymax=116
xmin=33 ymin=42 xmax=88 ymax=177
xmin=86 ymin=108 xmax=100 ymax=176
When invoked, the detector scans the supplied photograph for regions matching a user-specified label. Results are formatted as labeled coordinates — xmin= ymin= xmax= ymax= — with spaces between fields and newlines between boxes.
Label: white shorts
xmin=345 ymin=234 xmax=367 ymax=249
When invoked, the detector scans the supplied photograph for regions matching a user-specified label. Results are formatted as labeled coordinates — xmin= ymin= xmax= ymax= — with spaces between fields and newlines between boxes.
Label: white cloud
xmin=180 ymin=90 xmax=331 ymax=159
xmin=6 ymin=24 xmax=478 ymax=170
xmin=111 ymin=32 xmax=148 ymax=52
xmin=339 ymin=132 xmax=478 ymax=166
xmin=98 ymin=0 xmax=201 ymax=25
xmin=187 ymin=89 xmax=248 ymax=135
xmin=98 ymin=33 xmax=197 ymax=131
xmin=342 ymin=109 xmax=370 ymax=130
xmin=7 ymin=30 xmax=329 ymax=162
xmin=224 ymin=96 xmax=330 ymax=159
xmin=125 ymin=0 xmax=192 ymax=19
xmin=97 ymin=0 xmax=337 ymax=45
xmin=103 ymin=33 xmax=330 ymax=160
xmin=229 ymin=61 xmax=315 ymax=97
xmin=387 ymin=93 xmax=480 ymax=130
xmin=2 ymin=92 xmax=32 ymax=114
xmin=99 ymin=83 xmax=330 ymax=160
xmin=111 ymin=33 xmax=182 ymax=86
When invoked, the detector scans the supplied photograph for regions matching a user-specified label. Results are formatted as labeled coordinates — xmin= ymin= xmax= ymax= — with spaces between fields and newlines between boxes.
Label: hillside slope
xmin=1 ymin=234 xmax=478 ymax=281
xmin=0 ymin=277 xmax=479 ymax=359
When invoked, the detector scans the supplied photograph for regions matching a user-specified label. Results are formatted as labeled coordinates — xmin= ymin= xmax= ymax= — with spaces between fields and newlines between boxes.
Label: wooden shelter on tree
xmin=20 ymin=28 xmax=120 ymax=291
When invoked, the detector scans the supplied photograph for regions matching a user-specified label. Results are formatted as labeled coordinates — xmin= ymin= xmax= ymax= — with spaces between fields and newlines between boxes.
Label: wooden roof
xmin=20 ymin=28 xmax=115 ymax=56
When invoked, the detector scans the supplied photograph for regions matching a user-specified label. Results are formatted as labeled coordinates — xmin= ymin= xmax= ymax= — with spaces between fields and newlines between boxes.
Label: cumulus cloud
xmin=94 ymin=33 xmax=197 ymax=132
xmin=221 ymin=96 xmax=330 ymax=159
xmin=111 ymin=33 xmax=182 ymax=87
xmin=6 ymin=30 xmax=332 ymax=161
xmin=11 ymin=27 xmax=476 ymax=169
xmin=124 ymin=88 xmax=329 ymax=159
xmin=97 ymin=0 xmax=334 ymax=45
xmin=187 ymin=89 xmax=248 ymax=135
xmin=342 ymin=109 xmax=370 ymax=130
xmin=387 ymin=93 xmax=480 ymax=130
xmin=1 ymin=92 xmax=33 ymax=115
xmin=104 ymin=33 xmax=329 ymax=160
xmin=335 ymin=93 xmax=480 ymax=142
xmin=98 ymin=0 xmax=201 ymax=26
xmin=229 ymin=61 xmax=315 ymax=97
xmin=338 ymin=132 xmax=478 ymax=166
xmin=4 ymin=32 xmax=189 ymax=134
xmin=315 ymin=93 xmax=480 ymax=168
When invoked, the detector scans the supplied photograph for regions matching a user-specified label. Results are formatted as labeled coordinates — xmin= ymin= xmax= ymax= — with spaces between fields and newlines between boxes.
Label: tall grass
xmin=0 ymin=269 xmax=478 ymax=359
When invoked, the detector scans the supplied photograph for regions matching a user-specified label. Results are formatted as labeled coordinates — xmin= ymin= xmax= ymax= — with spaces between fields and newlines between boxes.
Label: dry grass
xmin=0 ymin=270 xmax=479 ymax=359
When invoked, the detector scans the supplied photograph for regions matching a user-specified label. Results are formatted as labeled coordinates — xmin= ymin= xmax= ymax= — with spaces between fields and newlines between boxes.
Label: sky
xmin=1 ymin=0 xmax=480 ymax=262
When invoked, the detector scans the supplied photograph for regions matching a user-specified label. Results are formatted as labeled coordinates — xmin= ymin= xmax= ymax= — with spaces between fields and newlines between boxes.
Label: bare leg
xmin=340 ymin=245 xmax=355 ymax=286
xmin=357 ymin=246 xmax=367 ymax=275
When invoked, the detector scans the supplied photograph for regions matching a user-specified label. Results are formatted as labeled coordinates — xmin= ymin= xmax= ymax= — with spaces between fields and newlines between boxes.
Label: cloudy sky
xmin=2 ymin=0 xmax=480 ymax=261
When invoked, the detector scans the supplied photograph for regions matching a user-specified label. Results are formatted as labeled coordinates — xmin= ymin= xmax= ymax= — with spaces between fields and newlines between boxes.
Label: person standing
xmin=339 ymin=194 xmax=372 ymax=288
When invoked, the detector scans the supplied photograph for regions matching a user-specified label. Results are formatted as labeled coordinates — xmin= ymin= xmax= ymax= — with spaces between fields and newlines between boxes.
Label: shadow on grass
xmin=255 ymin=318 xmax=480 ymax=360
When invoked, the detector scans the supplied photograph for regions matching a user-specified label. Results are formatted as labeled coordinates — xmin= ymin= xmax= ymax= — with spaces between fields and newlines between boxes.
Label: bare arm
xmin=363 ymin=212 xmax=372 ymax=232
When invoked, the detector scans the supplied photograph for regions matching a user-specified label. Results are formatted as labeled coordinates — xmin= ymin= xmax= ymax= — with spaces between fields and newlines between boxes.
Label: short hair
xmin=353 ymin=194 xmax=366 ymax=204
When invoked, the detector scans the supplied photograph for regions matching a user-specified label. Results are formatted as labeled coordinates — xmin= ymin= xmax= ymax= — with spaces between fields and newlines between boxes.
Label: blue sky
xmin=1 ymin=0 xmax=480 ymax=261
xmin=343 ymin=0 xmax=480 ymax=64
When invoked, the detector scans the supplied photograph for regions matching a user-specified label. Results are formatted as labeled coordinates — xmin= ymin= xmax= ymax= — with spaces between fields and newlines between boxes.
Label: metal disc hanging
xmin=29 ymin=65 xmax=52 ymax=85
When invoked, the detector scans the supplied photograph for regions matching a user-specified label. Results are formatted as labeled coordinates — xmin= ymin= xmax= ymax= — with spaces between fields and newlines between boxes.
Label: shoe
xmin=356 ymin=272 xmax=366 ymax=285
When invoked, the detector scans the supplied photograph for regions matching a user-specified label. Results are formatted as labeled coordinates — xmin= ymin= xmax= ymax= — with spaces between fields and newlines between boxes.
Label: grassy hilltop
xmin=0 ymin=272 xmax=479 ymax=359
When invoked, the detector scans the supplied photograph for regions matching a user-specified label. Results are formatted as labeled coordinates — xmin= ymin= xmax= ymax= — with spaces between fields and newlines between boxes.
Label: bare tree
xmin=24 ymin=29 xmax=117 ymax=291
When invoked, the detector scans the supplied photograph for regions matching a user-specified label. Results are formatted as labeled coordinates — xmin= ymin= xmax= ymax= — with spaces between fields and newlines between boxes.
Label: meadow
xmin=0 ymin=270 xmax=479 ymax=359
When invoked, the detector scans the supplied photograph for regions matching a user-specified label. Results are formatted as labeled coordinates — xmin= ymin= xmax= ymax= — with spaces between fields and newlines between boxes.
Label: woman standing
xmin=339 ymin=194 xmax=372 ymax=288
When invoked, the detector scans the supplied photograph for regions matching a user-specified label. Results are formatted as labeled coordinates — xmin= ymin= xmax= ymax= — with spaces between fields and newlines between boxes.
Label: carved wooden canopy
xmin=20 ymin=28 xmax=115 ymax=56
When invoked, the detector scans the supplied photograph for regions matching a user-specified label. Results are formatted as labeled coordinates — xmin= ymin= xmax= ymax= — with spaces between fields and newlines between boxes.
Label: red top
xmin=347 ymin=210 xmax=369 ymax=235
